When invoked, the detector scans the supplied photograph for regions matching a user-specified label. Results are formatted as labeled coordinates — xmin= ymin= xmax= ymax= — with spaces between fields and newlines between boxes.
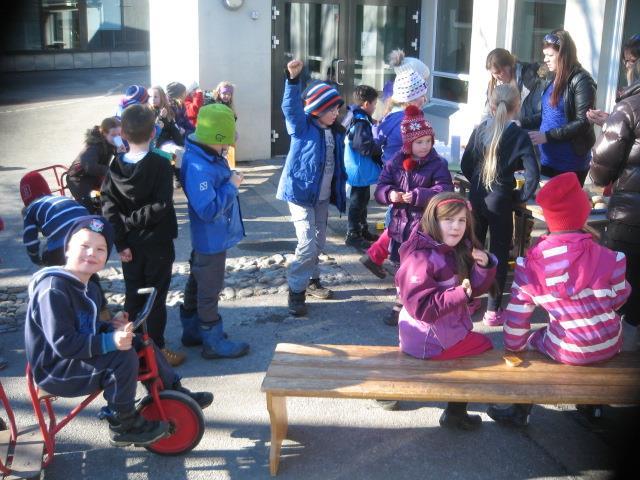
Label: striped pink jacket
xmin=503 ymin=232 xmax=630 ymax=365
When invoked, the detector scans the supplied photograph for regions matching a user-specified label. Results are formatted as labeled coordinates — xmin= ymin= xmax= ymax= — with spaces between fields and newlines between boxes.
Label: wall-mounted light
xmin=223 ymin=0 xmax=244 ymax=11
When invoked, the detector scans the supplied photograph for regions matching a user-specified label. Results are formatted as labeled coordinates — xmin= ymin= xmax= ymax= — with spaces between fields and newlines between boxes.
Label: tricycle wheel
xmin=137 ymin=390 xmax=204 ymax=455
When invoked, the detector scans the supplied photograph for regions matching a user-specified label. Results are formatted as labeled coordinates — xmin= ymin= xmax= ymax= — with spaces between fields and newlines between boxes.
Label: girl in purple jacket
xmin=396 ymin=192 xmax=497 ymax=429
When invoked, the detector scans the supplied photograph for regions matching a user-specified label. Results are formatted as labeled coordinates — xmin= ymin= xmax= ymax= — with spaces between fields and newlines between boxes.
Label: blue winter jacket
xmin=181 ymin=136 xmax=245 ymax=254
xmin=276 ymin=79 xmax=347 ymax=213
xmin=373 ymin=109 xmax=404 ymax=164
xmin=25 ymin=267 xmax=115 ymax=391
xmin=344 ymin=106 xmax=383 ymax=187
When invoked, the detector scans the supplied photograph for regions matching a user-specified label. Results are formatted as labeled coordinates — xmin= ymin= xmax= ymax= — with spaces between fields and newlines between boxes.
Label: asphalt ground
xmin=0 ymin=67 xmax=638 ymax=479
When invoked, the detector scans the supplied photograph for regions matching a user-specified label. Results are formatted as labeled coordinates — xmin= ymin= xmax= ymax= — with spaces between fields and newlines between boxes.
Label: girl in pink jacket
xmin=395 ymin=192 xmax=497 ymax=429
xmin=487 ymin=172 xmax=631 ymax=426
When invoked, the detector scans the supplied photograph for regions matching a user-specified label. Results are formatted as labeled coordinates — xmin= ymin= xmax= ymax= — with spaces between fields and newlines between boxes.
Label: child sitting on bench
xmin=487 ymin=172 xmax=631 ymax=426
xmin=24 ymin=216 xmax=213 ymax=447
xmin=395 ymin=192 xmax=497 ymax=429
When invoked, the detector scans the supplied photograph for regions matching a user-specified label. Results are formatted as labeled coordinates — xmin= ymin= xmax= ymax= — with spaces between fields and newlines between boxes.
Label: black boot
xmin=375 ymin=400 xmax=400 ymax=411
xmin=359 ymin=254 xmax=386 ymax=279
xmin=361 ymin=229 xmax=379 ymax=242
xmin=486 ymin=403 xmax=532 ymax=427
xmin=439 ymin=402 xmax=482 ymax=430
xmin=383 ymin=304 xmax=402 ymax=326
xmin=306 ymin=278 xmax=333 ymax=299
xmin=345 ymin=232 xmax=371 ymax=250
xmin=108 ymin=409 xmax=169 ymax=447
xmin=288 ymin=289 xmax=307 ymax=316
xmin=576 ymin=404 xmax=604 ymax=421
xmin=172 ymin=381 xmax=214 ymax=409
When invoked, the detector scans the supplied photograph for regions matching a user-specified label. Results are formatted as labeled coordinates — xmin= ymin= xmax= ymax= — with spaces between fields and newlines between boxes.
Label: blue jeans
xmin=287 ymin=200 xmax=329 ymax=293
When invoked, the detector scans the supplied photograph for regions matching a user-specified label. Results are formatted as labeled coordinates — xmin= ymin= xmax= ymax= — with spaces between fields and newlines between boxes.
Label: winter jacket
xmin=276 ymin=78 xmax=347 ymax=213
xmin=171 ymin=100 xmax=195 ymax=135
xmin=101 ymin=151 xmax=177 ymax=252
xmin=185 ymin=91 xmax=204 ymax=127
xmin=181 ymin=136 xmax=245 ymax=254
xmin=152 ymin=107 xmax=184 ymax=147
xmin=25 ymin=267 xmax=116 ymax=390
xmin=396 ymin=228 xmax=497 ymax=359
xmin=461 ymin=120 xmax=539 ymax=213
xmin=590 ymin=82 xmax=640 ymax=229
xmin=22 ymin=195 xmax=89 ymax=265
xmin=522 ymin=65 xmax=596 ymax=157
xmin=374 ymin=149 xmax=453 ymax=243
xmin=344 ymin=105 xmax=382 ymax=187
xmin=373 ymin=109 xmax=404 ymax=164
xmin=503 ymin=233 xmax=630 ymax=365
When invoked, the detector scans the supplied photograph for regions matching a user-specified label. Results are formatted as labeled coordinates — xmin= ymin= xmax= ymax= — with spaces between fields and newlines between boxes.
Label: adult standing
xmin=589 ymin=81 xmax=640 ymax=328
xmin=525 ymin=30 xmax=596 ymax=186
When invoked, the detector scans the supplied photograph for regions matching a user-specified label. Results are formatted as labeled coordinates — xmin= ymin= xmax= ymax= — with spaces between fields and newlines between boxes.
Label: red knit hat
xmin=536 ymin=172 xmax=591 ymax=232
xmin=20 ymin=172 xmax=51 ymax=207
xmin=401 ymin=105 xmax=434 ymax=154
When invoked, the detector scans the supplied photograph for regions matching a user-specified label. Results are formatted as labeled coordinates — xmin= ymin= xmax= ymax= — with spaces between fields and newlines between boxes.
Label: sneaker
xmin=307 ymin=279 xmax=333 ymax=299
xmin=361 ymin=230 xmax=380 ymax=242
xmin=482 ymin=310 xmax=503 ymax=327
xmin=468 ymin=298 xmax=482 ymax=315
xmin=172 ymin=382 xmax=214 ymax=409
xmin=345 ymin=233 xmax=371 ymax=250
xmin=288 ymin=289 xmax=307 ymax=316
xmin=439 ymin=408 xmax=482 ymax=430
xmin=486 ymin=404 xmax=531 ymax=427
xmin=375 ymin=400 xmax=400 ymax=411
xmin=108 ymin=410 xmax=169 ymax=447
xmin=161 ymin=347 xmax=186 ymax=367
xmin=359 ymin=254 xmax=386 ymax=279
xmin=383 ymin=305 xmax=402 ymax=326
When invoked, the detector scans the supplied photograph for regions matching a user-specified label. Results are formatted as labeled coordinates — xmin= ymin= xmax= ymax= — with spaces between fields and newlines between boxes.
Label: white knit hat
xmin=392 ymin=69 xmax=429 ymax=103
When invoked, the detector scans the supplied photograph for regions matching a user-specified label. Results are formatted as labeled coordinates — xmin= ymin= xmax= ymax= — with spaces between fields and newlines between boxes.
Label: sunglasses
xmin=544 ymin=33 xmax=561 ymax=46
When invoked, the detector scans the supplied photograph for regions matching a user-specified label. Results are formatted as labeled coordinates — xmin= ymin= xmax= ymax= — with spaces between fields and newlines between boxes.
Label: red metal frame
xmin=28 ymin=165 xmax=70 ymax=196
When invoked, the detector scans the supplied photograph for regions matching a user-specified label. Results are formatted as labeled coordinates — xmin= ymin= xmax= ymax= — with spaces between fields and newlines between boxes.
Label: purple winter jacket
xmin=395 ymin=227 xmax=497 ymax=359
xmin=374 ymin=148 xmax=453 ymax=243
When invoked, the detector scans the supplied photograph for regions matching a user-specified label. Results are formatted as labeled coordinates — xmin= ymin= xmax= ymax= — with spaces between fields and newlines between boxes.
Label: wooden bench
xmin=261 ymin=343 xmax=640 ymax=476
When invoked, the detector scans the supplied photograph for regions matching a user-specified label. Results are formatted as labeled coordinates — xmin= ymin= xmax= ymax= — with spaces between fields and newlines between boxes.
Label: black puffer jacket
xmin=590 ymin=82 xmax=640 ymax=228
xmin=67 ymin=127 xmax=115 ymax=180
xmin=522 ymin=65 xmax=596 ymax=157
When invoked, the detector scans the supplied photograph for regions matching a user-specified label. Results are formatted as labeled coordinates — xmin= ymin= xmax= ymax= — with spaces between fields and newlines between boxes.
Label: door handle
xmin=335 ymin=58 xmax=344 ymax=86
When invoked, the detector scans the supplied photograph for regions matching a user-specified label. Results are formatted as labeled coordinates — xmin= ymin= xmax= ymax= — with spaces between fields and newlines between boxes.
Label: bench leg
xmin=266 ymin=393 xmax=288 ymax=476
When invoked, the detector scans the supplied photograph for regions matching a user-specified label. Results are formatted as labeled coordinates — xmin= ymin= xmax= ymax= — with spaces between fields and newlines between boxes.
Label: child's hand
xmin=114 ymin=323 xmax=133 ymax=351
xmin=401 ymin=192 xmax=413 ymax=204
xmin=230 ymin=170 xmax=244 ymax=188
xmin=287 ymin=59 xmax=304 ymax=79
xmin=472 ymin=248 xmax=489 ymax=267
xmin=389 ymin=191 xmax=404 ymax=203
xmin=111 ymin=311 xmax=129 ymax=329
xmin=160 ymin=107 xmax=168 ymax=118
xmin=461 ymin=278 xmax=473 ymax=298
xmin=119 ymin=248 xmax=133 ymax=263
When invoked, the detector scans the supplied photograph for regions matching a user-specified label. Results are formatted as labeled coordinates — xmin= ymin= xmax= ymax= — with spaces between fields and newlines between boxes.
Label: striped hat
xmin=304 ymin=82 xmax=343 ymax=117
xmin=392 ymin=69 xmax=428 ymax=103
xmin=120 ymin=85 xmax=149 ymax=110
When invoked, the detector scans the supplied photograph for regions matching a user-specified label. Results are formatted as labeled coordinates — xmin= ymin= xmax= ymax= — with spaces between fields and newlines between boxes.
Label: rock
xmin=237 ymin=288 xmax=254 ymax=298
xmin=0 ymin=293 xmax=8 ymax=301
xmin=270 ymin=254 xmax=286 ymax=265
xmin=277 ymin=284 xmax=289 ymax=294
xmin=240 ymin=265 xmax=258 ymax=274
xmin=7 ymin=287 xmax=25 ymax=294
xmin=269 ymin=277 xmax=287 ymax=287
xmin=220 ymin=287 xmax=236 ymax=300
xmin=253 ymin=287 xmax=268 ymax=296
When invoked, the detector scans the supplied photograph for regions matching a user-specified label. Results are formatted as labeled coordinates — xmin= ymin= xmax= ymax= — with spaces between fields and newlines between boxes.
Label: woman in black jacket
xmin=67 ymin=117 xmax=123 ymax=213
xmin=524 ymin=30 xmax=596 ymax=186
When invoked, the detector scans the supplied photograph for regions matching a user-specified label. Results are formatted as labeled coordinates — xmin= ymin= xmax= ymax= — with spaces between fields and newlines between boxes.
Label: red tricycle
xmin=0 ymin=288 xmax=205 ymax=479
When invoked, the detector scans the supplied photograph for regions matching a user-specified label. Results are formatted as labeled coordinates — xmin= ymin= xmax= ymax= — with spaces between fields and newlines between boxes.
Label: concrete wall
xmin=0 ymin=51 xmax=149 ymax=72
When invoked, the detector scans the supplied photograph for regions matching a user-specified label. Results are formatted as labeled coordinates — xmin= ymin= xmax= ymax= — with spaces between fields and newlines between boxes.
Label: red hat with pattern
xmin=20 ymin=171 xmax=51 ymax=207
xmin=401 ymin=105 xmax=435 ymax=154
xmin=536 ymin=172 xmax=591 ymax=232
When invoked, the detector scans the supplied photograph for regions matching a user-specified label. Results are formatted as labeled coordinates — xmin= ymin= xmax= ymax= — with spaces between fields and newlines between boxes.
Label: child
xmin=148 ymin=86 xmax=184 ymax=148
xmin=276 ymin=59 xmax=347 ymax=317
xmin=67 ymin=117 xmax=124 ymax=213
xmin=461 ymin=83 xmax=540 ymax=326
xmin=396 ymin=192 xmax=497 ymax=429
xmin=116 ymin=85 xmax=148 ymax=118
xmin=25 ymin=216 xmax=212 ymax=447
xmin=184 ymin=82 xmax=205 ymax=127
xmin=100 ymin=104 xmax=184 ymax=367
xmin=343 ymin=85 xmax=383 ymax=249
xmin=180 ymin=104 xmax=250 ymax=359
xmin=370 ymin=105 xmax=454 ymax=324
xmin=166 ymin=81 xmax=195 ymax=135
xmin=210 ymin=81 xmax=236 ymax=114
xmin=487 ymin=173 xmax=631 ymax=426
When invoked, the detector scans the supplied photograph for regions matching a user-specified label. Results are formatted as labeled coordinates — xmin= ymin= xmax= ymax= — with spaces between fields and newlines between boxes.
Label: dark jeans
xmin=183 ymin=250 xmax=198 ymax=312
xmin=191 ymin=250 xmax=226 ymax=325
xmin=347 ymin=186 xmax=371 ymax=235
xmin=540 ymin=165 xmax=588 ymax=187
xmin=603 ymin=221 xmax=640 ymax=325
xmin=122 ymin=242 xmax=175 ymax=349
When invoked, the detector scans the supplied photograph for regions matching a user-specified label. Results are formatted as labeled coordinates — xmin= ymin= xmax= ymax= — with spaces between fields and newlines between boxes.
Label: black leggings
xmin=540 ymin=165 xmax=588 ymax=186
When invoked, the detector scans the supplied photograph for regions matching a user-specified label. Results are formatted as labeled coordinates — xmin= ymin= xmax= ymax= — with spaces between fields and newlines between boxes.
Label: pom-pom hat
xmin=303 ymin=82 xmax=344 ymax=117
xmin=401 ymin=105 xmax=435 ymax=154
xmin=119 ymin=85 xmax=149 ymax=110
xmin=392 ymin=69 xmax=429 ymax=103
xmin=20 ymin=171 xmax=51 ymax=206
xmin=536 ymin=172 xmax=591 ymax=232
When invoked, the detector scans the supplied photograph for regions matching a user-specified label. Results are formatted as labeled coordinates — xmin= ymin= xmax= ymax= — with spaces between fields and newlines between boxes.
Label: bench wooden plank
xmin=4 ymin=425 xmax=43 ymax=480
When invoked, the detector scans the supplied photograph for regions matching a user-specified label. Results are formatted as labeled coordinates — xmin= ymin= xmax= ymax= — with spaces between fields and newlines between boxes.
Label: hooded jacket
xmin=590 ymin=82 xmax=640 ymax=230
xmin=503 ymin=233 xmax=630 ymax=365
xmin=101 ymin=151 xmax=177 ymax=251
xmin=396 ymin=228 xmax=497 ymax=359
xmin=374 ymin=149 xmax=453 ymax=243
xmin=181 ymin=136 xmax=245 ymax=254
xmin=343 ymin=105 xmax=383 ymax=187
xmin=373 ymin=109 xmax=404 ymax=164
xmin=25 ymin=267 xmax=115 ymax=390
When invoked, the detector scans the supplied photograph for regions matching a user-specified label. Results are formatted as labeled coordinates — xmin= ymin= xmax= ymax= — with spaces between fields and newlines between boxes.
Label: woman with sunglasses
xmin=525 ymin=30 xmax=596 ymax=186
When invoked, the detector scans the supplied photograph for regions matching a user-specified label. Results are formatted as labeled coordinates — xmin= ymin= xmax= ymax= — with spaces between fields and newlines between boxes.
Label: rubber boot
xmin=288 ymin=289 xmax=307 ymax=316
xmin=180 ymin=305 xmax=202 ymax=347
xmin=486 ymin=403 xmax=532 ymax=427
xmin=200 ymin=318 xmax=249 ymax=359
xmin=439 ymin=402 xmax=482 ymax=430
xmin=108 ymin=409 xmax=169 ymax=447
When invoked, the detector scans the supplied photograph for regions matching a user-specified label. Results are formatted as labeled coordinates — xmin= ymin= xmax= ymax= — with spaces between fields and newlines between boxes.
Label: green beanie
xmin=194 ymin=104 xmax=236 ymax=145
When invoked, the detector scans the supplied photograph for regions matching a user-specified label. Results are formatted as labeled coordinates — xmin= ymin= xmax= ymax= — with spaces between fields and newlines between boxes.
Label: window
xmin=431 ymin=0 xmax=473 ymax=104
xmin=512 ymin=0 xmax=566 ymax=64
xmin=41 ymin=0 xmax=80 ymax=49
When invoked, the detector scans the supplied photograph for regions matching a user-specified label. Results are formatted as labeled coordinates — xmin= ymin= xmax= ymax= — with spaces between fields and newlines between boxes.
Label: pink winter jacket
xmin=396 ymin=227 xmax=497 ymax=359
xmin=503 ymin=232 xmax=631 ymax=365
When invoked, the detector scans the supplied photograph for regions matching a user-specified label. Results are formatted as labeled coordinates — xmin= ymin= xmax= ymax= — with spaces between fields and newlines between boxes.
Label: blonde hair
xmin=213 ymin=81 xmax=235 ymax=110
xmin=482 ymin=84 xmax=520 ymax=191
xmin=149 ymin=86 xmax=175 ymax=122
xmin=485 ymin=48 xmax=517 ymax=101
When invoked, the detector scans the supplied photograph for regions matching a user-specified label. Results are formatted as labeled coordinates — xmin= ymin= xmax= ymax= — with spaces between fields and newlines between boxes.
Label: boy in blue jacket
xmin=344 ymin=85 xmax=383 ymax=250
xmin=180 ymin=104 xmax=250 ymax=359
xmin=276 ymin=59 xmax=347 ymax=316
